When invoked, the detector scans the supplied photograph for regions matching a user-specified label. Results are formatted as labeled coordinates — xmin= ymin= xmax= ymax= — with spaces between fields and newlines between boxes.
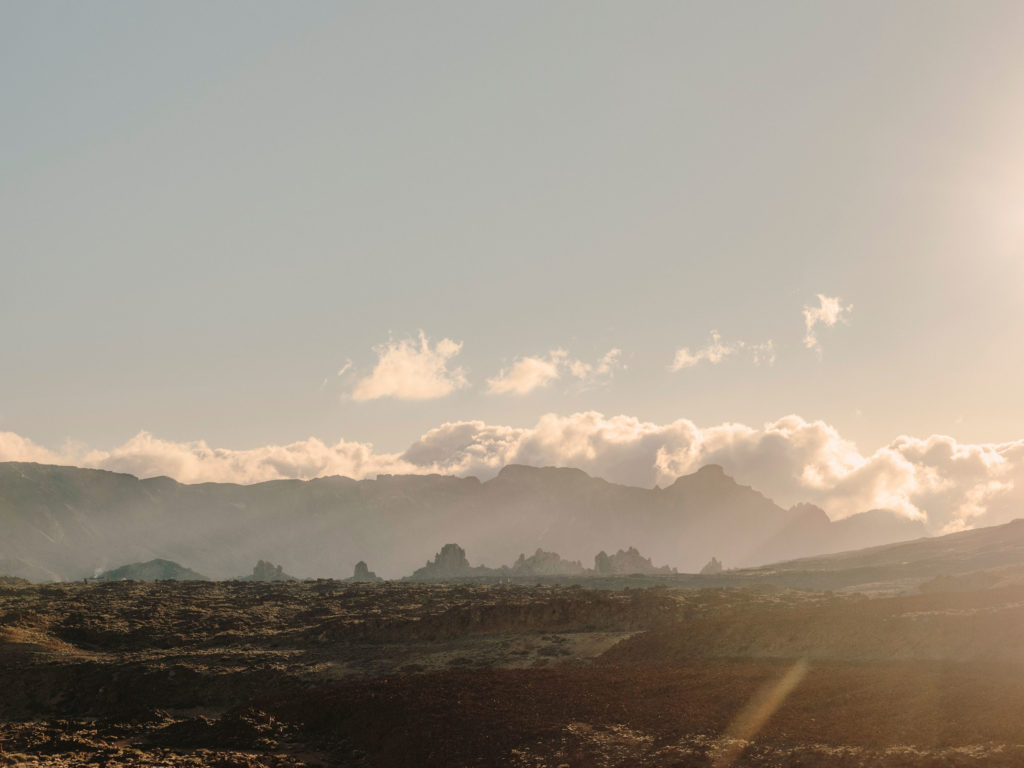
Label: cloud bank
xmin=4 ymin=414 xmax=1023 ymax=534
xmin=352 ymin=331 xmax=467 ymax=401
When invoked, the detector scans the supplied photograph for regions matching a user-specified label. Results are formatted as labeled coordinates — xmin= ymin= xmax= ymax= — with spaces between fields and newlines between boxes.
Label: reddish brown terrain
xmin=5 ymin=580 xmax=1024 ymax=766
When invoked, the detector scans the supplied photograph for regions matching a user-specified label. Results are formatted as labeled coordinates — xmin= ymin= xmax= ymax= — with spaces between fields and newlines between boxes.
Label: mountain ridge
xmin=0 ymin=460 xmax=927 ymax=582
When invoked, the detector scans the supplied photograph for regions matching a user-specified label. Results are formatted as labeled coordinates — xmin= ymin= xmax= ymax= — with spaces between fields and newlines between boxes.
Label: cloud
xmin=567 ymin=348 xmax=624 ymax=382
xmin=351 ymin=331 xmax=467 ymax=401
xmin=5 ymin=415 xmax=1023 ymax=534
xmin=406 ymin=416 xmax=1024 ymax=533
xmin=803 ymin=294 xmax=852 ymax=355
xmin=52 ymin=431 xmax=410 ymax=485
xmin=487 ymin=347 xmax=624 ymax=395
xmin=671 ymin=332 xmax=775 ymax=371
xmin=0 ymin=432 xmax=62 ymax=464
xmin=487 ymin=349 xmax=566 ymax=395
xmin=671 ymin=331 xmax=736 ymax=370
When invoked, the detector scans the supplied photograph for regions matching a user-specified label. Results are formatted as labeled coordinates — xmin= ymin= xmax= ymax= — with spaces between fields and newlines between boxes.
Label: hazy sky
xmin=3 ymin=2 xmax=1024 ymax=527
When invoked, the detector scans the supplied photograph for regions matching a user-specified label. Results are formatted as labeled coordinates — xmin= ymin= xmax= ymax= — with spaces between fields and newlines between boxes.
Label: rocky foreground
xmin=5 ymin=581 xmax=1024 ymax=766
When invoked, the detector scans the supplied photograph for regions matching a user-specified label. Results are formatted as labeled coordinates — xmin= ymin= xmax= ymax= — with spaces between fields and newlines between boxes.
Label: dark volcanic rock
xmin=11 ymin=579 xmax=1024 ymax=766
xmin=148 ymin=707 xmax=291 ymax=750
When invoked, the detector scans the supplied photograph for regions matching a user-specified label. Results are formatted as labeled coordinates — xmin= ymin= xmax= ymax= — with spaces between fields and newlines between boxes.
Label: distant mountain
xmin=93 ymin=558 xmax=209 ymax=582
xmin=742 ymin=503 xmax=930 ymax=566
xmin=0 ymin=460 xmax=927 ymax=582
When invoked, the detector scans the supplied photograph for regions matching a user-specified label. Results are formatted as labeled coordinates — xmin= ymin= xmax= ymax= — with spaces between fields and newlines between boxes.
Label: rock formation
xmin=406 ymin=543 xmax=493 ymax=581
xmin=346 ymin=560 xmax=384 ymax=582
xmin=510 ymin=549 xmax=586 ymax=577
xmin=240 ymin=560 xmax=296 ymax=582
xmin=700 ymin=556 xmax=723 ymax=575
xmin=594 ymin=547 xmax=675 ymax=576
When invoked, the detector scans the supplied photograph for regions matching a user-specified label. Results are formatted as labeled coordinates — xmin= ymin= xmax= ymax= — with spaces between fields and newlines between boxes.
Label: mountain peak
xmin=789 ymin=502 xmax=831 ymax=524
xmin=697 ymin=463 xmax=726 ymax=476
xmin=668 ymin=463 xmax=737 ymax=490
xmin=0 ymin=460 xmax=937 ymax=580
xmin=495 ymin=464 xmax=593 ymax=482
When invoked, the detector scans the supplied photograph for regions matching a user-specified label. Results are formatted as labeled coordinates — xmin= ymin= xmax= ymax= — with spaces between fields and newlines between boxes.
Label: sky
xmin=3 ymin=1 xmax=1024 ymax=531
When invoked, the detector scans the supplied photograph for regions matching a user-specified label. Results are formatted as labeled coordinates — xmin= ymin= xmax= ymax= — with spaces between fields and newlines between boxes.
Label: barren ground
xmin=4 ymin=581 xmax=1024 ymax=766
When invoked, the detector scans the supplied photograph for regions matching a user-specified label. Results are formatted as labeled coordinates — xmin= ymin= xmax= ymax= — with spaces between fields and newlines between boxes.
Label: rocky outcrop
xmin=594 ymin=547 xmax=675 ymax=576
xmin=430 ymin=543 xmax=470 ymax=573
xmin=406 ymin=544 xmax=494 ymax=581
xmin=239 ymin=560 xmax=296 ymax=582
xmin=510 ymin=549 xmax=586 ymax=577
xmin=700 ymin=557 xmax=723 ymax=575
xmin=404 ymin=544 xmax=678 ymax=582
xmin=346 ymin=561 xmax=383 ymax=583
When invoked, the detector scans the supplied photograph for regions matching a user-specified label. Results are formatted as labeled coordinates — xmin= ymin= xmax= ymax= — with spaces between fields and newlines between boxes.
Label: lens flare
xmin=711 ymin=658 xmax=810 ymax=767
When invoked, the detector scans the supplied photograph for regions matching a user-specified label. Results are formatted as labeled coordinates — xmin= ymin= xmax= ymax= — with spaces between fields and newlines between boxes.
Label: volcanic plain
xmin=6 ymin=577 xmax=1024 ymax=767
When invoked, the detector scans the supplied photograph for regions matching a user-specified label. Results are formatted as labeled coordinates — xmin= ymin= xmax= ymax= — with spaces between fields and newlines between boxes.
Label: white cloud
xmin=5 ymin=415 xmax=1023 ymax=533
xmin=487 ymin=349 xmax=566 ymax=395
xmin=670 ymin=332 xmax=774 ymax=371
xmin=401 ymin=415 xmax=1024 ymax=532
xmin=351 ymin=331 xmax=467 ymax=401
xmin=671 ymin=331 xmax=735 ymax=370
xmin=0 ymin=432 xmax=62 ymax=464
xmin=487 ymin=347 xmax=624 ymax=395
xmin=566 ymin=348 xmax=625 ymax=386
xmin=803 ymin=294 xmax=852 ymax=355
xmin=598 ymin=348 xmax=623 ymax=375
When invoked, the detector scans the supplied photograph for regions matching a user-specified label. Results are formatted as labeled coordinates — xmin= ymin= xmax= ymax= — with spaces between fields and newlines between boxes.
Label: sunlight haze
xmin=3 ymin=1 xmax=1024 ymax=532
